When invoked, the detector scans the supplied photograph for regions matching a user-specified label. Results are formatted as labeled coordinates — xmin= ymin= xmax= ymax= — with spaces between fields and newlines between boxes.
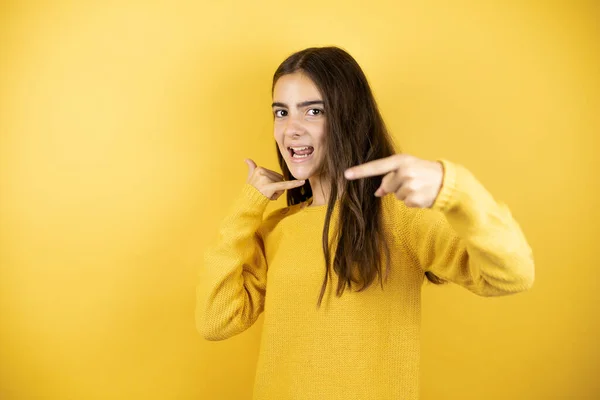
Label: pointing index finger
xmin=267 ymin=180 xmax=306 ymax=191
xmin=344 ymin=155 xmax=402 ymax=180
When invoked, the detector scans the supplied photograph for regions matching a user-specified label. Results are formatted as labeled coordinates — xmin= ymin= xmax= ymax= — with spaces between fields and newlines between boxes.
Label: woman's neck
xmin=308 ymin=175 xmax=331 ymax=207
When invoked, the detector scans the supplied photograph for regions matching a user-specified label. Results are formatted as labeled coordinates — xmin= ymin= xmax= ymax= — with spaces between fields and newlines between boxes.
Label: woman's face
xmin=272 ymin=72 xmax=326 ymax=181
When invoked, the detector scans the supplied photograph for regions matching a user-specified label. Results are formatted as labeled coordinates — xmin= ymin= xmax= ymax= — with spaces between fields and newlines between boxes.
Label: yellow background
xmin=1 ymin=1 xmax=598 ymax=399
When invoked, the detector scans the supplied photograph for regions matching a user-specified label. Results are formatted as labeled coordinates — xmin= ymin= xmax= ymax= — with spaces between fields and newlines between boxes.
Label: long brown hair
xmin=272 ymin=46 xmax=443 ymax=307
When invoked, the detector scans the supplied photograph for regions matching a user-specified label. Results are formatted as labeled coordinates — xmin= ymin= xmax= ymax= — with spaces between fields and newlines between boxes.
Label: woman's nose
xmin=283 ymin=116 xmax=303 ymax=137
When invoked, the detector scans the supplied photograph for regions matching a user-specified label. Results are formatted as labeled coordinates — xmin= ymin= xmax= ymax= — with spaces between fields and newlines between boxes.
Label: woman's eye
xmin=307 ymin=109 xmax=323 ymax=116
xmin=274 ymin=109 xmax=287 ymax=118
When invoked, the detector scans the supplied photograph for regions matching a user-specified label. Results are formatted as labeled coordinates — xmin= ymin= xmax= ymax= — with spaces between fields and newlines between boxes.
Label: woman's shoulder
xmin=381 ymin=194 xmax=414 ymax=226
xmin=258 ymin=201 xmax=308 ymax=236
xmin=380 ymin=192 xmax=444 ymax=236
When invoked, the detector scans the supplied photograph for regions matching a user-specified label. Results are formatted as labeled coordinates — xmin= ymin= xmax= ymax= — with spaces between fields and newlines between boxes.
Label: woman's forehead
xmin=273 ymin=72 xmax=322 ymax=102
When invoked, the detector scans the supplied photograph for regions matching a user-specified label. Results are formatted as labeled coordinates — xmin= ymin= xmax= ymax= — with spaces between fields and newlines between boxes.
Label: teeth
xmin=289 ymin=146 xmax=311 ymax=150
xmin=292 ymin=153 xmax=310 ymax=158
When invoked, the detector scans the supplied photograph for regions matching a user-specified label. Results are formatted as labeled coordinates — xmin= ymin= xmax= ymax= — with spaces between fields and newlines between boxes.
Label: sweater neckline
xmin=300 ymin=197 xmax=339 ymax=212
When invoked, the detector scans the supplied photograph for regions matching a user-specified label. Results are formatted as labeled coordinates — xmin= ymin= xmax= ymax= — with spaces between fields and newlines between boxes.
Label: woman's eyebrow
xmin=271 ymin=100 xmax=324 ymax=108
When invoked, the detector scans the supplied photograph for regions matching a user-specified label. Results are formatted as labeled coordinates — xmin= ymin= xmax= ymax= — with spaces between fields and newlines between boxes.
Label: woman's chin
xmin=287 ymin=166 xmax=312 ymax=181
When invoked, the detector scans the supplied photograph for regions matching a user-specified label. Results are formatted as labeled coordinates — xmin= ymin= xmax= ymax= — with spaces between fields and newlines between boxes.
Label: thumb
xmin=245 ymin=158 xmax=257 ymax=180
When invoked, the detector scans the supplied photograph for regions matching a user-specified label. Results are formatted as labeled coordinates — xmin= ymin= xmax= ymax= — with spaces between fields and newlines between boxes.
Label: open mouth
xmin=288 ymin=146 xmax=314 ymax=160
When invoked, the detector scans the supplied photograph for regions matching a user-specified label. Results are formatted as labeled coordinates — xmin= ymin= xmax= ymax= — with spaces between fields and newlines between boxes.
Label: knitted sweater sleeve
xmin=401 ymin=160 xmax=535 ymax=296
xmin=196 ymin=183 xmax=271 ymax=340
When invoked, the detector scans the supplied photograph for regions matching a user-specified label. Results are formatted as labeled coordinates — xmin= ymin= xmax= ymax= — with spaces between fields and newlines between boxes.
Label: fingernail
xmin=344 ymin=170 xmax=353 ymax=179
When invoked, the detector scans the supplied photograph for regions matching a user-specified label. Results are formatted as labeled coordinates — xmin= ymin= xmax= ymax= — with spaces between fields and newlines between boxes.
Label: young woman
xmin=197 ymin=46 xmax=534 ymax=400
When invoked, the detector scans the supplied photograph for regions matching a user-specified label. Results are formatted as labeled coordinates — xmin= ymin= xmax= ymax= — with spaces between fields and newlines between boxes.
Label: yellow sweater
xmin=196 ymin=159 xmax=534 ymax=400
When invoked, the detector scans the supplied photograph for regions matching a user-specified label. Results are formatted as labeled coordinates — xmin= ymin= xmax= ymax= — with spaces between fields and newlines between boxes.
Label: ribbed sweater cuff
xmin=238 ymin=183 xmax=271 ymax=212
xmin=431 ymin=159 xmax=458 ymax=212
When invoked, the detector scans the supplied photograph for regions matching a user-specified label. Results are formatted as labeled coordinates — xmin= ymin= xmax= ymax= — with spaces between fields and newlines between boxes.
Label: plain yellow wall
xmin=0 ymin=1 xmax=598 ymax=399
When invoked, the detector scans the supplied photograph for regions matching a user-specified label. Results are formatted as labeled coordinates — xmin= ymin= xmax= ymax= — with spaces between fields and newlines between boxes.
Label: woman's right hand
xmin=245 ymin=159 xmax=305 ymax=200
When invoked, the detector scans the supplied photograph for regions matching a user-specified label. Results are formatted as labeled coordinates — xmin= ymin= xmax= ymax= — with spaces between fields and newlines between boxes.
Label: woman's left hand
xmin=344 ymin=154 xmax=444 ymax=208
